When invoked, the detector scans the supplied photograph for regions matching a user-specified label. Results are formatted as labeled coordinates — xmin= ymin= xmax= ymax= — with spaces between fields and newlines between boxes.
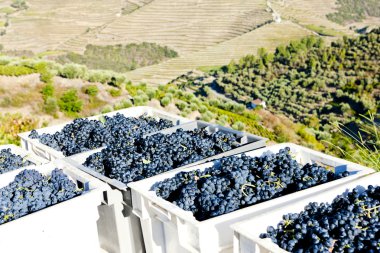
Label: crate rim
xmin=0 ymin=159 xmax=110 ymax=228
xmin=231 ymin=172 xmax=380 ymax=253
xmin=128 ymin=142 xmax=375 ymax=226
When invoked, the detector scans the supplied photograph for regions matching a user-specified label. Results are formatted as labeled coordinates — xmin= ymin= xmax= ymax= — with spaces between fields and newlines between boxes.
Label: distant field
xmin=123 ymin=21 xmax=313 ymax=85
xmin=0 ymin=0 xmax=378 ymax=86
xmin=93 ymin=0 xmax=272 ymax=55
xmin=0 ymin=0 xmax=272 ymax=55
xmin=272 ymin=0 xmax=352 ymax=35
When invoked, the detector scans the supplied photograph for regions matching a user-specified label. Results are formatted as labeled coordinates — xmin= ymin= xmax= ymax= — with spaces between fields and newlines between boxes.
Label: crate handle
xmin=149 ymin=202 xmax=171 ymax=222
xmin=31 ymin=144 xmax=50 ymax=160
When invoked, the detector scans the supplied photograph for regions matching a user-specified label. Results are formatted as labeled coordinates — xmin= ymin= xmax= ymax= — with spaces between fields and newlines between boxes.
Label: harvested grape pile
xmin=84 ymin=128 xmax=237 ymax=184
xmin=152 ymin=148 xmax=350 ymax=221
xmin=0 ymin=148 xmax=34 ymax=174
xmin=0 ymin=169 xmax=83 ymax=225
xmin=260 ymin=186 xmax=380 ymax=252
xmin=29 ymin=113 xmax=174 ymax=156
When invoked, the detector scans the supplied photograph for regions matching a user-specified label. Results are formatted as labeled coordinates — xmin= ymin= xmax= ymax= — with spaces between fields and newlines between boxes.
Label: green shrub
xmin=58 ymin=89 xmax=83 ymax=114
xmin=59 ymin=64 xmax=87 ymax=79
xmin=43 ymin=97 xmax=58 ymax=116
xmin=133 ymin=95 xmax=148 ymax=106
xmin=160 ymin=97 xmax=171 ymax=107
xmin=165 ymin=93 xmax=173 ymax=99
xmin=199 ymin=105 xmax=207 ymax=113
xmin=88 ymin=70 xmax=111 ymax=84
xmin=101 ymin=106 xmax=113 ymax=114
xmin=41 ymin=84 xmax=54 ymax=101
xmin=0 ymin=65 xmax=35 ymax=76
xmin=232 ymin=121 xmax=245 ymax=131
xmin=201 ymin=111 xmax=214 ymax=122
xmin=168 ymin=87 xmax=176 ymax=94
xmin=114 ymin=99 xmax=133 ymax=110
xmin=57 ymin=43 xmax=178 ymax=73
xmin=108 ymin=88 xmax=122 ymax=97
xmin=146 ymin=89 xmax=156 ymax=100
xmin=216 ymin=115 xmax=229 ymax=126
xmin=190 ymin=103 xmax=198 ymax=111
xmin=34 ymin=62 xmax=53 ymax=84
xmin=82 ymin=85 xmax=99 ymax=96
xmin=209 ymin=99 xmax=220 ymax=107
xmin=181 ymin=108 xmax=192 ymax=117
xmin=176 ymin=101 xmax=187 ymax=111
xmin=11 ymin=0 xmax=27 ymax=10
xmin=185 ymin=93 xmax=195 ymax=101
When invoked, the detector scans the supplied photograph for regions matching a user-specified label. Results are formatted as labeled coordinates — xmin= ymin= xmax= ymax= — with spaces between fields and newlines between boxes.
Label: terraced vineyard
xmin=272 ymin=0 xmax=355 ymax=35
xmin=0 ymin=0 xmax=122 ymax=52
xmin=0 ymin=0 xmax=273 ymax=54
xmin=124 ymin=21 xmax=313 ymax=85
xmin=94 ymin=0 xmax=272 ymax=55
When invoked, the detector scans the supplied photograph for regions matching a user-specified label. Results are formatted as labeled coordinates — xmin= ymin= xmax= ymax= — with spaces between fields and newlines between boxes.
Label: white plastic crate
xmin=64 ymin=156 xmax=145 ymax=253
xmin=66 ymin=121 xmax=267 ymax=253
xmin=0 ymin=159 xmax=110 ymax=253
xmin=0 ymin=144 xmax=47 ymax=173
xmin=128 ymin=143 xmax=375 ymax=253
xmin=18 ymin=106 xmax=190 ymax=161
xmin=232 ymin=172 xmax=380 ymax=253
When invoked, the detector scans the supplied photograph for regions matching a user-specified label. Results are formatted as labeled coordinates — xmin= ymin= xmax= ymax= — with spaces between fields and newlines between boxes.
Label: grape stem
xmin=241 ymin=183 xmax=256 ymax=196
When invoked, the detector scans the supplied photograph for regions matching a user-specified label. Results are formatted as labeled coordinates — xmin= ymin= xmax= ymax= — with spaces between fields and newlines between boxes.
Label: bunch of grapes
xmin=0 ymin=169 xmax=83 ymax=225
xmin=261 ymin=185 xmax=380 ymax=252
xmin=0 ymin=148 xmax=34 ymax=174
xmin=29 ymin=113 xmax=174 ymax=156
xmin=84 ymin=128 xmax=238 ymax=184
xmin=152 ymin=148 xmax=350 ymax=221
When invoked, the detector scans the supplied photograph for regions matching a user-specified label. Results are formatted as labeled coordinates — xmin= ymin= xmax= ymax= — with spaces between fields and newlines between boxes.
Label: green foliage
xmin=82 ymin=85 xmax=99 ymax=96
xmin=58 ymin=89 xmax=83 ymax=115
xmin=175 ymin=101 xmax=187 ymax=111
xmin=101 ymin=106 xmax=113 ymax=114
xmin=0 ymin=65 xmax=35 ymax=76
xmin=198 ymin=105 xmax=207 ymax=113
xmin=146 ymin=89 xmax=156 ymax=100
xmin=11 ymin=0 xmax=28 ymax=10
xmin=88 ymin=70 xmax=112 ymax=84
xmin=232 ymin=121 xmax=245 ymax=131
xmin=207 ymin=30 xmax=379 ymax=132
xmin=160 ymin=96 xmax=171 ymax=107
xmin=41 ymin=84 xmax=54 ymax=101
xmin=190 ymin=103 xmax=198 ymax=111
xmin=181 ymin=108 xmax=192 ymax=117
xmin=200 ymin=111 xmax=215 ymax=122
xmin=34 ymin=62 xmax=53 ymax=84
xmin=133 ymin=94 xmax=149 ymax=106
xmin=59 ymin=64 xmax=87 ymax=79
xmin=108 ymin=88 xmax=122 ymax=97
xmin=326 ymin=0 xmax=380 ymax=25
xmin=216 ymin=115 xmax=229 ymax=126
xmin=43 ymin=97 xmax=58 ymax=116
xmin=57 ymin=43 xmax=178 ymax=73
xmin=125 ymin=82 xmax=147 ymax=96
xmin=326 ymin=112 xmax=380 ymax=170
xmin=305 ymin=25 xmax=342 ymax=37
xmin=114 ymin=99 xmax=133 ymax=110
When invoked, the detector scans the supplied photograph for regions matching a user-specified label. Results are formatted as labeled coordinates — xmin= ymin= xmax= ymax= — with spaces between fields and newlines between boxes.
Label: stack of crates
xmin=6 ymin=106 xmax=376 ymax=253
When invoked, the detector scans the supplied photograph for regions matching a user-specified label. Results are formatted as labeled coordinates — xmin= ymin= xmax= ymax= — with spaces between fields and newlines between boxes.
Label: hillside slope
xmin=124 ymin=21 xmax=313 ymax=85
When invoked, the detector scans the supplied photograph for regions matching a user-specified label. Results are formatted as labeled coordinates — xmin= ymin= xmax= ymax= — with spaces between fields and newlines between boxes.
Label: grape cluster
xmin=0 ymin=169 xmax=83 ymax=225
xmin=84 ymin=128 xmax=237 ymax=184
xmin=29 ymin=113 xmax=174 ymax=156
xmin=0 ymin=148 xmax=34 ymax=174
xmin=152 ymin=148 xmax=350 ymax=221
xmin=260 ymin=186 xmax=380 ymax=252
